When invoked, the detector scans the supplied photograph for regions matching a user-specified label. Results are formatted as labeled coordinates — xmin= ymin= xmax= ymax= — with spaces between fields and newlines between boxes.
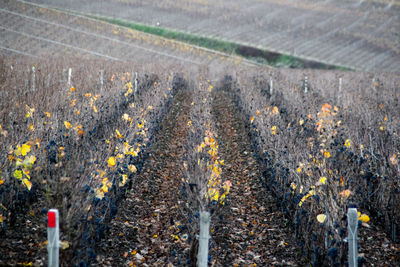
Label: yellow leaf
xmin=93 ymin=106 xmax=98 ymax=113
xmin=21 ymin=143 xmax=31 ymax=156
xmin=317 ymin=214 xmax=327 ymax=223
xmin=13 ymin=170 xmax=22 ymax=180
xmin=60 ymin=240 xmax=70 ymax=250
xmin=272 ymin=106 xmax=279 ymax=115
xmin=319 ymin=176 xmax=327 ymax=185
xmin=64 ymin=121 xmax=72 ymax=129
xmin=344 ymin=139 xmax=351 ymax=148
xmin=120 ymin=174 xmax=128 ymax=186
xmin=0 ymin=215 xmax=6 ymax=223
xmin=70 ymin=87 xmax=75 ymax=92
xmin=256 ymin=110 xmax=261 ymax=116
xmin=107 ymin=156 xmax=116 ymax=167
xmin=128 ymin=165 xmax=137 ymax=173
xmin=250 ymin=116 xmax=254 ymax=123
xmin=115 ymin=129 xmax=123 ymax=139
xmin=0 ymin=178 xmax=4 ymax=185
xmin=22 ymin=178 xmax=32 ymax=190
xmin=358 ymin=214 xmax=370 ymax=223
xmin=28 ymin=124 xmax=35 ymax=131
xmin=25 ymin=105 xmax=35 ymax=118
xmin=271 ymin=126 xmax=277 ymax=135
xmin=95 ymin=188 xmax=104 ymax=199
xmin=323 ymin=150 xmax=331 ymax=158
xmin=299 ymin=119 xmax=304 ymax=126
xmin=44 ymin=112 xmax=51 ymax=118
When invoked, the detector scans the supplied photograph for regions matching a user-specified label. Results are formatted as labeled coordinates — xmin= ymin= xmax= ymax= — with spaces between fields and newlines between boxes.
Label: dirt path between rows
xmin=209 ymin=89 xmax=304 ymax=266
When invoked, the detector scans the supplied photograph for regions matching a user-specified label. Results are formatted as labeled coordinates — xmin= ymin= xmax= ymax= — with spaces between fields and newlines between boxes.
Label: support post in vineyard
xmin=134 ymin=72 xmax=138 ymax=96
xmin=304 ymin=76 xmax=308 ymax=93
xmin=31 ymin=66 xmax=36 ymax=91
xmin=347 ymin=208 xmax=358 ymax=267
xmin=197 ymin=211 xmax=210 ymax=267
xmin=47 ymin=209 xmax=60 ymax=267
xmin=269 ymin=77 xmax=273 ymax=95
xmin=67 ymin=68 xmax=72 ymax=89
xmin=99 ymin=70 xmax=104 ymax=91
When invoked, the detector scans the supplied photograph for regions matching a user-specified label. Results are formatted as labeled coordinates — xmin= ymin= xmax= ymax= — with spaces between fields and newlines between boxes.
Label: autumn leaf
xmin=339 ymin=189 xmax=351 ymax=198
xmin=344 ymin=139 xmax=351 ymax=148
xmin=115 ymin=129 xmax=123 ymax=139
xmin=22 ymin=178 xmax=32 ymax=190
xmin=64 ymin=121 xmax=73 ymax=129
xmin=25 ymin=105 xmax=35 ymax=118
xmin=358 ymin=214 xmax=370 ymax=223
xmin=60 ymin=240 xmax=70 ymax=250
xmin=319 ymin=176 xmax=327 ymax=185
xmin=122 ymin=113 xmax=130 ymax=121
xmin=128 ymin=165 xmax=137 ymax=173
xmin=390 ymin=154 xmax=398 ymax=165
xmin=271 ymin=126 xmax=277 ymax=135
xmin=323 ymin=150 xmax=331 ymax=158
xmin=317 ymin=214 xmax=327 ymax=223
xmin=13 ymin=170 xmax=22 ymax=180
xmin=107 ymin=156 xmax=116 ymax=167
xmin=272 ymin=106 xmax=279 ymax=115
xmin=21 ymin=143 xmax=31 ymax=156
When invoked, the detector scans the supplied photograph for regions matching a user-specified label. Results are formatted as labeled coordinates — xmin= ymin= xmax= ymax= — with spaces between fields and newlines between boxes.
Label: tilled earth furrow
xmin=210 ymin=89 xmax=306 ymax=266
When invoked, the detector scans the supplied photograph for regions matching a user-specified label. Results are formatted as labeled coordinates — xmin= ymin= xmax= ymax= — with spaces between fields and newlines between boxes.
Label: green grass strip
xmin=88 ymin=14 xmax=351 ymax=70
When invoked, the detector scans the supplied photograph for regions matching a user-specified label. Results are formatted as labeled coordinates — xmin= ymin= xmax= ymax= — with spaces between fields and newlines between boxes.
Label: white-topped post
xmin=67 ymin=68 xmax=72 ymax=88
xmin=269 ymin=77 xmax=273 ymax=95
xmin=31 ymin=66 xmax=36 ymax=91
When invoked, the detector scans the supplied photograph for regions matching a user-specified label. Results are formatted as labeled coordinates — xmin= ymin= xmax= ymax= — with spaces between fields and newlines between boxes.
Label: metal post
xmin=197 ymin=211 xmax=210 ymax=267
xmin=31 ymin=66 xmax=36 ymax=91
xmin=99 ymin=70 xmax=104 ymax=91
xmin=347 ymin=208 xmax=358 ymax=267
xmin=304 ymin=76 xmax=308 ymax=93
xmin=67 ymin=68 xmax=72 ymax=88
xmin=269 ymin=77 xmax=273 ymax=95
xmin=47 ymin=209 xmax=59 ymax=267
xmin=134 ymin=72 xmax=138 ymax=95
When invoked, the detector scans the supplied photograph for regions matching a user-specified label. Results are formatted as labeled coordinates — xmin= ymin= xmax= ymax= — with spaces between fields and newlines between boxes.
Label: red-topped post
xmin=47 ymin=209 xmax=59 ymax=267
